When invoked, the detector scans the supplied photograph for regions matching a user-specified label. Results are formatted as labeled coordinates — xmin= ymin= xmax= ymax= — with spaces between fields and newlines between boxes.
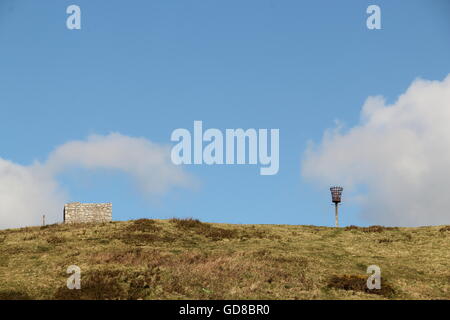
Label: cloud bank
xmin=0 ymin=133 xmax=193 ymax=229
xmin=302 ymin=75 xmax=450 ymax=226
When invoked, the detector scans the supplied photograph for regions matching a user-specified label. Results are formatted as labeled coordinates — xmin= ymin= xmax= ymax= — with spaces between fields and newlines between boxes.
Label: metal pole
xmin=335 ymin=203 xmax=339 ymax=227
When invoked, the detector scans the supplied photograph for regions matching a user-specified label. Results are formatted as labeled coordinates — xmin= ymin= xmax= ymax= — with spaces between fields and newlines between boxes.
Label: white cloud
xmin=0 ymin=160 xmax=65 ymax=229
xmin=302 ymin=74 xmax=450 ymax=226
xmin=0 ymin=133 xmax=193 ymax=229
xmin=45 ymin=133 xmax=192 ymax=195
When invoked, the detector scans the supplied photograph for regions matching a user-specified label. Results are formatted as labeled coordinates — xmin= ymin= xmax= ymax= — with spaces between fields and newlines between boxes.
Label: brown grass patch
xmin=327 ymin=274 xmax=395 ymax=297
xmin=158 ymin=250 xmax=311 ymax=298
xmin=118 ymin=232 xmax=175 ymax=245
xmin=46 ymin=236 xmax=67 ymax=244
xmin=53 ymin=269 xmax=159 ymax=300
xmin=0 ymin=290 xmax=31 ymax=300
xmin=22 ymin=234 xmax=39 ymax=241
xmin=87 ymin=248 xmax=312 ymax=299
xmin=115 ymin=219 xmax=173 ymax=245
xmin=90 ymin=248 xmax=169 ymax=267
xmin=170 ymin=218 xmax=238 ymax=241
xmin=40 ymin=224 xmax=60 ymax=230
xmin=244 ymin=227 xmax=282 ymax=240
xmin=126 ymin=219 xmax=161 ymax=233
xmin=345 ymin=225 xmax=399 ymax=233
xmin=170 ymin=218 xmax=203 ymax=228
xmin=439 ymin=226 xmax=450 ymax=232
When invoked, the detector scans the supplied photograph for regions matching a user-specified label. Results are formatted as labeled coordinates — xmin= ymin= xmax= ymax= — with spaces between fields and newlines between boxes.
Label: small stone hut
xmin=63 ymin=202 xmax=112 ymax=224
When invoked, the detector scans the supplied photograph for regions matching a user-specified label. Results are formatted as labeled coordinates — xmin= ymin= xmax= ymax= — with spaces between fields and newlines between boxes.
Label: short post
xmin=330 ymin=186 xmax=343 ymax=227
xmin=43 ymin=214 xmax=46 ymax=226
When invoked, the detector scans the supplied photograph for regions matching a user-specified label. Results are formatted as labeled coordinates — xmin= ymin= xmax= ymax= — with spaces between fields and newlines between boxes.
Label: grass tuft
xmin=0 ymin=290 xmax=31 ymax=300
xmin=170 ymin=218 xmax=238 ymax=241
xmin=126 ymin=219 xmax=161 ymax=233
xmin=345 ymin=225 xmax=399 ymax=233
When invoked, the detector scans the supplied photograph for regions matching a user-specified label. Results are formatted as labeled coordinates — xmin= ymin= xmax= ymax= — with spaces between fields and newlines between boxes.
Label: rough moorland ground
xmin=0 ymin=218 xmax=449 ymax=300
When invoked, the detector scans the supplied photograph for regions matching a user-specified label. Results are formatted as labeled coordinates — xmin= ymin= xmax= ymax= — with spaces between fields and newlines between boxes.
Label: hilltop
xmin=0 ymin=219 xmax=449 ymax=299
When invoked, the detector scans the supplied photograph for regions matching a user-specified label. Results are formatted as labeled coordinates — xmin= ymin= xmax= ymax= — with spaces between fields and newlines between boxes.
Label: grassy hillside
xmin=0 ymin=219 xmax=449 ymax=300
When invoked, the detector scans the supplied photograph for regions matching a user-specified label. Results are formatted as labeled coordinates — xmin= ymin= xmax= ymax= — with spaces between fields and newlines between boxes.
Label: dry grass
xmin=0 ymin=220 xmax=449 ymax=299
xmin=125 ymin=219 xmax=161 ymax=233
xmin=46 ymin=236 xmax=67 ymax=245
xmin=169 ymin=218 xmax=238 ymax=241
xmin=345 ymin=225 xmax=399 ymax=233
xmin=54 ymin=268 xmax=157 ymax=300
xmin=327 ymin=274 xmax=395 ymax=297
xmin=0 ymin=290 xmax=31 ymax=300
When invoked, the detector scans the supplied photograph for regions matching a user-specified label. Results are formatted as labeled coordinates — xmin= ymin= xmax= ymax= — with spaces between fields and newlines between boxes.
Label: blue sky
xmin=0 ymin=0 xmax=449 ymax=228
